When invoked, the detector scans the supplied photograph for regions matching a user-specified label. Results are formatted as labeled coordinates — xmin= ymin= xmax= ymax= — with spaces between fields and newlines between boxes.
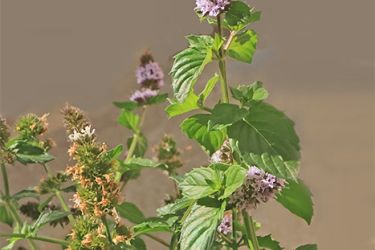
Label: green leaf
xmin=228 ymin=29 xmax=258 ymax=63
xmin=113 ymin=101 xmax=138 ymax=111
xmin=133 ymin=219 xmax=171 ymax=236
xmin=209 ymin=103 xmax=248 ymax=129
xmin=127 ymin=134 xmax=147 ymax=158
xmin=119 ymin=158 xmax=166 ymax=173
xmin=227 ymin=103 xmax=300 ymax=161
xmin=224 ymin=1 xmax=261 ymax=31
xmin=295 ymin=244 xmax=317 ymax=250
xmin=243 ymin=153 xmax=299 ymax=181
xmin=171 ymin=35 xmax=213 ymax=102
xmin=257 ymin=234 xmax=282 ymax=250
xmin=179 ymin=167 xmax=222 ymax=199
xmin=12 ymin=187 xmax=39 ymax=201
xmin=104 ymin=144 xmax=123 ymax=161
xmin=165 ymin=91 xmax=199 ymax=118
xmin=276 ymin=180 xmax=314 ymax=225
xmin=117 ymin=202 xmax=145 ymax=224
xmin=157 ymin=197 xmax=195 ymax=216
xmin=180 ymin=114 xmax=226 ymax=155
xmin=220 ymin=165 xmax=246 ymax=199
xmin=144 ymin=93 xmax=168 ymax=105
xmin=32 ymin=210 xmax=71 ymax=231
xmin=198 ymin=74 xmax=220 ymax=106
xmin=230 ymin=81 xmax=269 ymax=105
xmin=118 ymin=109 xmax=139 ymax=131
xmin=8 ymin=140 xmax=54 ymax=165
xmin=180 ymin=202 xmax=225 ymax=250
xmin=0 ymin=205 xmax=13 ymax=227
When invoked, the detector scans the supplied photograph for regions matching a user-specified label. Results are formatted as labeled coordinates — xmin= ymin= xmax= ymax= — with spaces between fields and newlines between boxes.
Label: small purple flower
xmin=195 ymin=0 xmax=231 ymax=17
xmin=217 ymin=213 xmax=232 ymax=235
xmin=130 ymin=89 xmax=158 ymax=104
xmin=230 ymin=166 xmax=285 ymax=210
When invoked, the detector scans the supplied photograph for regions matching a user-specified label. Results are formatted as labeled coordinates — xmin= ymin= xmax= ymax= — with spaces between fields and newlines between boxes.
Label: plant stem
xmin=121 ymin=106 xmax=147 ymax=191
xmin=55 ymin=190 xmax=75 ymax=223
xmin=1 ymin=162 xmax=10 ymax=197
xmin=169 ymin=233 xmax=179 ymax=250
xmin=1 ymin=162 xmax=38 ymax=250
xmin=41 ymin=164 xmax=75 ymax=223
xmin=0 ymin=233 xmax=68 ymax=246
xmin=101 ymin=215 xmax=113 ymax=245
xmin=232 ymin=209 xmax=239 ymax=250
xmin=144 ymin=233 xmax=170 ymax=247
xmin=217 ymin=14 xmax=230 ymax=104
xmin=223 ymin=31 xmax=236 ymax=51
xmin=242 ymin=210 xmax=260 ymax=250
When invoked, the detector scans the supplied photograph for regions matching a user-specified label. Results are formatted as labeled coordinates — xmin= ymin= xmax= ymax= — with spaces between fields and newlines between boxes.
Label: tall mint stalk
xmin=0 ymin=1 xmax=317 ymax=249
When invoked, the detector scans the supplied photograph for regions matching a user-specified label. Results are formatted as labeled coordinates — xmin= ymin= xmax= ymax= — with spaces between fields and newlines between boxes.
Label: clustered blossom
xmin=195 ymin=0 xmax=231 ymax=17
xmin=62 ymin=105 xmax=130 ymax=249
xmin=154 ymin=134 xmax=183 ymax=175
xmin=136 ymin=62 xmax=164 ymax=88
xmin=68 ymin=125 xmax=96 ymax=142
xmin=129 ymin=89 xmax=158 ymax=104
xmin=210 ymin=139 xmax=233 ymax=164
xmin=217 ymin=212 xmax=232 ymax=235
xmin=230 ymin=166 xmax=285 ymax=210
xmin=130 ymin=52 xmax=164 ymax=104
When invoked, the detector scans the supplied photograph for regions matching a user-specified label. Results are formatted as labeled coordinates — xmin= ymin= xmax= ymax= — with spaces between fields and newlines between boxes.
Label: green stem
xmin=55 ymin=190 xmax=75 ymax=223
xmin=121 ymin=106 xmax=147 ymax=191
xmin=0 ymin=233 xmax=68 ymax=246
xmin=101 ymin=215 xmax=113 ymax=245
xmin=242 ymin=210 xmax=260 ymax=250
xmin=232 ymin=209 xmax=239 ymax=250
xmin=144 ymin=233 xmax=170 ymax=247
xmin=41 ymin=164 xmax=75 ymax=224
xmin=169 ymin=233 xmax=179 ymax=250
xmin=217 ymin=14 xmax=230 ymax=104
xmin=1 ymin=162 xmax=38 ymax=250
xmin=1 ymin=162 xmax=10 ymax=197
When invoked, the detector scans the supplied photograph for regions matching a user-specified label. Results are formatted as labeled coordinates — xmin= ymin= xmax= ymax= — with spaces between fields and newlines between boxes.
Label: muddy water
xmin=0 ymin=0 xmax=374 ymax=249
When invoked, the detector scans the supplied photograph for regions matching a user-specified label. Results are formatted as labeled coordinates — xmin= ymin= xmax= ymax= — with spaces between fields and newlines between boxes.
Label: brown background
xmin=0 ymin=0 xmax=374 ymax=249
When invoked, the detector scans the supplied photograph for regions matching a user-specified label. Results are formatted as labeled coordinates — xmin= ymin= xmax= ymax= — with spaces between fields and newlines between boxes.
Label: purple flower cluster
xmin=217 ymin=213 xmax=232 ymax=235
xmin=130 ymin=52 xmax=164 ymax=104
xmin=230 ymin=166 xmax=285 ymax=210
xmin=130 ymin=89 xmax=158 ymax=104
xmin=136 ymin=62 xmax=164 ymax=89
xmin=195 ymin=0 xmax=231 ymax=17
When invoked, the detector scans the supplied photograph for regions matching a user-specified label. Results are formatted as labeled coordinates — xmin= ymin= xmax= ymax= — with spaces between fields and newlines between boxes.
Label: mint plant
xmin=0 ymin=1 xmax=316 ymax=249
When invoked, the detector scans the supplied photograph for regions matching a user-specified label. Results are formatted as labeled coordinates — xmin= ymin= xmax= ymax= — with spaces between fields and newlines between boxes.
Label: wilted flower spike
xmin=0 ymin=117 xmax=10 ymax=149
xmin=230 ymin=166 xmax=285 ymax=210
xmin=62 ymin=104 xmax=90 ymax=134
xmin=195 ymin=0 xmax=231 ymax=17
xmin=217 ymin=212 xmax=232 ymax=235
xmin=210 ymin=139 xmax=233 ymax=164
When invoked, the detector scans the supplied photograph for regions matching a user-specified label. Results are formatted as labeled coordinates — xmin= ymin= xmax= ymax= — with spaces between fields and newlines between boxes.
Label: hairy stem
xmin=242 ymin=210 xmax=260 ymax=250
xmin=0 ymin=233 xmax=68 ymax=246
xmin=232 ymin=209 xmax=239 ymax=250
xmin=217 ymin=14 xmax=230 ymax=103
xmin=144 ymin=233 xmax=170 ymax=247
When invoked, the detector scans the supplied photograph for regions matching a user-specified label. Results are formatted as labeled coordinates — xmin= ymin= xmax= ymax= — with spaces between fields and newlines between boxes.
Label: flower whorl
xmin=230 ymin=166 xmax=285 ymax=210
